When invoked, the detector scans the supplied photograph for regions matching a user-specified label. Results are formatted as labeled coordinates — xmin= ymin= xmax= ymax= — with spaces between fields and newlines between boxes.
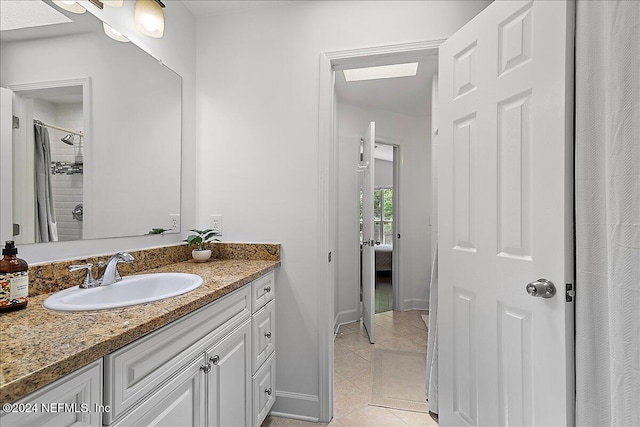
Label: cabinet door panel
xmin=206 ymin=320 xmax=252 ymax=427
xmin=111 ymin=356 xmax=205 ymax=427
xmin=252 ymin=300 xmax=275 ymax=373
xmin=253 ymin=352 xmax=276 ymax=427
xmin=0 ymin=360 xmax=102 ymax=427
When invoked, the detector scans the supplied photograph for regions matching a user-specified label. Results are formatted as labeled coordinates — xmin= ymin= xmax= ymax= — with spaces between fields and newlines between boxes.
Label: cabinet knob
xmin=264 ymin=286 xmax=271 ymax=293
xmin=265 ymin=387 xmax=272 ymax=396
xmin=265 ymin=331 xmax=272 ymax=338
xmin=200 ymin=363 xmax=211 ymax=374
xmin=209 ymin=355 xmax=220 ymax=365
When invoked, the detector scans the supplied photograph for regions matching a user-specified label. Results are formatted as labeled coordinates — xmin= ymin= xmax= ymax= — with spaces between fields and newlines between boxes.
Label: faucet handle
xmin=69 ymin=264 xmax=100 ymax=288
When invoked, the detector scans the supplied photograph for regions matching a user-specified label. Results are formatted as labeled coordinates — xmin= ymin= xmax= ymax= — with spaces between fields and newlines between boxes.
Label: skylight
xmin=343 ymin=62 xmax=419 ymax=82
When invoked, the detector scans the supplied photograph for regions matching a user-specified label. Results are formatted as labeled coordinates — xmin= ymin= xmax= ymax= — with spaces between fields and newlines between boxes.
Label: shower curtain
xmin=34 ymin=124 xmax=58 ymax=242
xmin=575 ymin=1 xmax=639 ymax=426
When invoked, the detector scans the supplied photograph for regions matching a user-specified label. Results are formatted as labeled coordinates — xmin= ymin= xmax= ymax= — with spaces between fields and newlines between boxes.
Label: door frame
xmin=317 ymin=39 xmax=443 ymax=422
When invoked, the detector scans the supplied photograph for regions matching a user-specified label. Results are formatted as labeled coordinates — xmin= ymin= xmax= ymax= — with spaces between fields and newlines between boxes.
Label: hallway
xmin=263 ymin=310 xmax=437 ymax=426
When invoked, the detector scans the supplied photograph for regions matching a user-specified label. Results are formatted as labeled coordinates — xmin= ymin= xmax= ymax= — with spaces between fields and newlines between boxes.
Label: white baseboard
xmin=336 ymin=309 xmax=359 ymax=330
xmin=403 ymin=298 xmax=430 ymax=311
xmin=270 ymin=390 xmax=319 ymax=422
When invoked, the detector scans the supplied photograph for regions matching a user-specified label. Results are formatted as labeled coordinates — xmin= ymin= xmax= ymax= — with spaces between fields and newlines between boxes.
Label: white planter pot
xmin=191 ymin=249 xmax=211 ymax=262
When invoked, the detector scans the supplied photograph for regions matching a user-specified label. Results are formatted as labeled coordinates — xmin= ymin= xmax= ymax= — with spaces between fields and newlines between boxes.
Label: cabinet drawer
xmin=252 ymin=300 xmax=275 ymax=373
xmin=252 ymin=352 xmax=276 ymax=427
xmin=104 ymin=286 xmax=251 ymax=424
xmin=0 ymin=360 xmax=102 ymax=427
xmin=251 ymin=271 xmax=274 ymax=313
xmin=111 ymin=355 xmax=206 ymax=427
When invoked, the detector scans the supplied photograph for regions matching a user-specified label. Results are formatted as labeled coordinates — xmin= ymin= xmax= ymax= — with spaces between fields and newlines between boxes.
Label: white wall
xmin=194 ymin=0 xmax=490 ymax=420
xmin=336 ymin=102 xmax=432 ymax=327
xmin=0 ymin=1 xmax=196 ymax=262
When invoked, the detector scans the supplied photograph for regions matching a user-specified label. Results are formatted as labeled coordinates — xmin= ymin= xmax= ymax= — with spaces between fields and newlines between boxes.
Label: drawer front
xmin=252 ymin=300 xmax=275 ymax=373
xmin=251 ymin=271 xmax=274 ymax=313
xmin=104 ymin=286 xmax=251 ymax=424
xmin=0 ymin=360 xmax=102 ymax=427
xmin=252 ymin=352 xmax=276 ymax=427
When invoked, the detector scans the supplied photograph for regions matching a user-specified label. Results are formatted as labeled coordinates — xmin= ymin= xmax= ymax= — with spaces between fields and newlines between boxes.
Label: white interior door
xmin=438 ymin=1 xmax=574 ymax=426
xmin=361 ymin=122 xmax=376 ymax=343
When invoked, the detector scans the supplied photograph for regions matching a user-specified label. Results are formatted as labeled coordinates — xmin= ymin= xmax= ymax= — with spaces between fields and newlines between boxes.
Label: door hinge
xmin=12 ymin=115 xmax=19 ymax=129
xmin=328 ymin=252 xmax=332 ymax=263
xmin=566 ymin=283 xmax=575 ymax=302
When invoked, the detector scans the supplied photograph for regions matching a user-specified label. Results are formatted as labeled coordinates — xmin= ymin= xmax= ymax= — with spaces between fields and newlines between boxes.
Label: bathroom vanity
xmin=0 ymin=247 xmax=279 ymax=427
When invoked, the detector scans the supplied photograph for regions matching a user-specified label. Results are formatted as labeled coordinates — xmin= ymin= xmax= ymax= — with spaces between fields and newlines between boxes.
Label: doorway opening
xmin=321 ymin=41 xmax=442 ymax=423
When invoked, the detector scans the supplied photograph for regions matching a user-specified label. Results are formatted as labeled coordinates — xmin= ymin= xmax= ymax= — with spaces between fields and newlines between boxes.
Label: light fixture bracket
xmin=88 ymin=0 xmax=104 ymax=9
xmin=154 ymin=0 xmax=166 ymax=8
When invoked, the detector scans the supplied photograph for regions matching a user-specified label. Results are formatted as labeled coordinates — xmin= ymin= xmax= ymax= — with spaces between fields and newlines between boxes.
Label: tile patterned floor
xmin=263 ymin=310 xmax=438 ymax=427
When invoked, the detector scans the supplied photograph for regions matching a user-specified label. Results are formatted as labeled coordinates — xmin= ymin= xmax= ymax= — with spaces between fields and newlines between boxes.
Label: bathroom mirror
xmin=0 ymin=0 xmax=181 ymax=244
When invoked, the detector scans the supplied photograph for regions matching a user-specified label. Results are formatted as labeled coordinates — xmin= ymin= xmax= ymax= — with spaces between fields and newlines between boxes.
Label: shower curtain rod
xmin=34 ymin=120 xmax=83 ymax=137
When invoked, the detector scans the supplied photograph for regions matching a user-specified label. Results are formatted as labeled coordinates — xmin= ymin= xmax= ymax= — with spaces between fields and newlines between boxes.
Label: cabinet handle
xmin=265 ymin=387 xmax=272 ymax=396
xmin=265 ymin=331 xmax=272 ymax=338
xmin=264 ymin=286 xmax=271 ymax=293
xmin=200 ymin=363 xmax=211 ymax=374
xmin=209 ymin=355 xmax=220 ymax=365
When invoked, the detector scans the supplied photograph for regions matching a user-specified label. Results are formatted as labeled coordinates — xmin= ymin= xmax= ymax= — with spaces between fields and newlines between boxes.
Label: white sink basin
xmin=43 ymin=273 xmax=203 ymax=312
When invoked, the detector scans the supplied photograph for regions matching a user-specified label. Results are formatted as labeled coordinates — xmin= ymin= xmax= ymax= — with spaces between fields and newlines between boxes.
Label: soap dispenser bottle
xmin=0 ymin=240 xmax=29 ymax=312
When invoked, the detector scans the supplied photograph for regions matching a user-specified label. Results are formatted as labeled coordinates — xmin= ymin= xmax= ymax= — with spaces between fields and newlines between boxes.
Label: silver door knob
xmin=265 ymin=331 xmax=272 ymax=338
xmin=526 ymin=279 xmax=556 ymax=298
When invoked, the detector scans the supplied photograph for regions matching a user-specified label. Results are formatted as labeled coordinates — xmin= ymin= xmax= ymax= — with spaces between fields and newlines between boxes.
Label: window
xmin=360 ymin=187 xmax=393 ymax=245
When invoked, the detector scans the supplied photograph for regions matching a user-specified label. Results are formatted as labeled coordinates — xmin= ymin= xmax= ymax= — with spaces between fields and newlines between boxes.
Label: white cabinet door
xmin=111 ymin=356 xmax=206 ymax=427
xmin=206 ymin=320 xmax=252 ymax=427
xmin=438 ymin=1 xmax=575 ymax=425
xmin=0 ymin=360 xmax=102 ymax=427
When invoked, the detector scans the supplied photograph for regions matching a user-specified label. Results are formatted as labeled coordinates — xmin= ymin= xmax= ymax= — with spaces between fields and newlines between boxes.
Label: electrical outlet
xmin=169 ymin=214 xmax=180 ymax=232
xmin=210 ymin=214 xmax=222 ymax=235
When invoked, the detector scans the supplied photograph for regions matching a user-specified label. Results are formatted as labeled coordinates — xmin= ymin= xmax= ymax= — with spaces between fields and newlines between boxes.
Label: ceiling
xmin=336 ymin=56 xmax=438 ymax=117
xmin=181 ymin=1 xmax=289 ymax=18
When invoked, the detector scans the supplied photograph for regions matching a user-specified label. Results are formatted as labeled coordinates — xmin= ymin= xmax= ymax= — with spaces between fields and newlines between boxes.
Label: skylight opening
xmin=343 ymin=62 xmax=419 ymax=82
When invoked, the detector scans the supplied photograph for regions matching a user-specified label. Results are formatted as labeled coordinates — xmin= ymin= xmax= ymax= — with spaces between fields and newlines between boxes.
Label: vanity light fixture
xmin=343 ymin=62 xmax=420 ymax=82
xmin=52 ymin=0 xmax=86 ymax=14
xmin=134 ymin=0 xmax=165 ymax=38
xmin=103 ymin=22 xmax=129 ymax=42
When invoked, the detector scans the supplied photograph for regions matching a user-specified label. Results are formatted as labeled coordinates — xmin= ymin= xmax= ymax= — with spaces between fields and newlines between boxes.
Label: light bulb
xmin=103 ymin=22 xmax=129 ymax=42
xmin=134 ymin=0 xmax=164 ymax=38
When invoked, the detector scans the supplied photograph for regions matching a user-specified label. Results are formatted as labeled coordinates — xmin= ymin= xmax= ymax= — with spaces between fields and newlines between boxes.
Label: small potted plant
xmin=185 ymin=229 xmax=219 ymax=262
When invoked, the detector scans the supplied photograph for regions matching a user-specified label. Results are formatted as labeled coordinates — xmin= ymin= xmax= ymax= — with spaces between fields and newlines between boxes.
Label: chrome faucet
xmin=100 ymin=252 xmax=134 ymax=286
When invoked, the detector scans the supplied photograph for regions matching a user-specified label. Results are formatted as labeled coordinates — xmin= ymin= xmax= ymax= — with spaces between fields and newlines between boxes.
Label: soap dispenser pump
xmin=0 ymin=240 xmax=29 ymax=312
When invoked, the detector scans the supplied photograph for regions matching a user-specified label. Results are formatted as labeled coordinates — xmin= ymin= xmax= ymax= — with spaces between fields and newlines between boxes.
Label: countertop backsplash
xmin=26 ymin=242 xmax=281 ymax=297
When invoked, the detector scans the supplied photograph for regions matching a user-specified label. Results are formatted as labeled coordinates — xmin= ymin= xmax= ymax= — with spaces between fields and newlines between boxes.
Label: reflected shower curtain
xmin=34 ymin=124 xmax=58 ymax=242
xmin=575 ymin=1 xmax=639 ymax=425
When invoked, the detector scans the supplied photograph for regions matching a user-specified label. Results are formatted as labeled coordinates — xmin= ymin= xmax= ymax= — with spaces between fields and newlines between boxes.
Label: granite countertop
xmin=0 ymin=258 xmax=280 ymax=405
